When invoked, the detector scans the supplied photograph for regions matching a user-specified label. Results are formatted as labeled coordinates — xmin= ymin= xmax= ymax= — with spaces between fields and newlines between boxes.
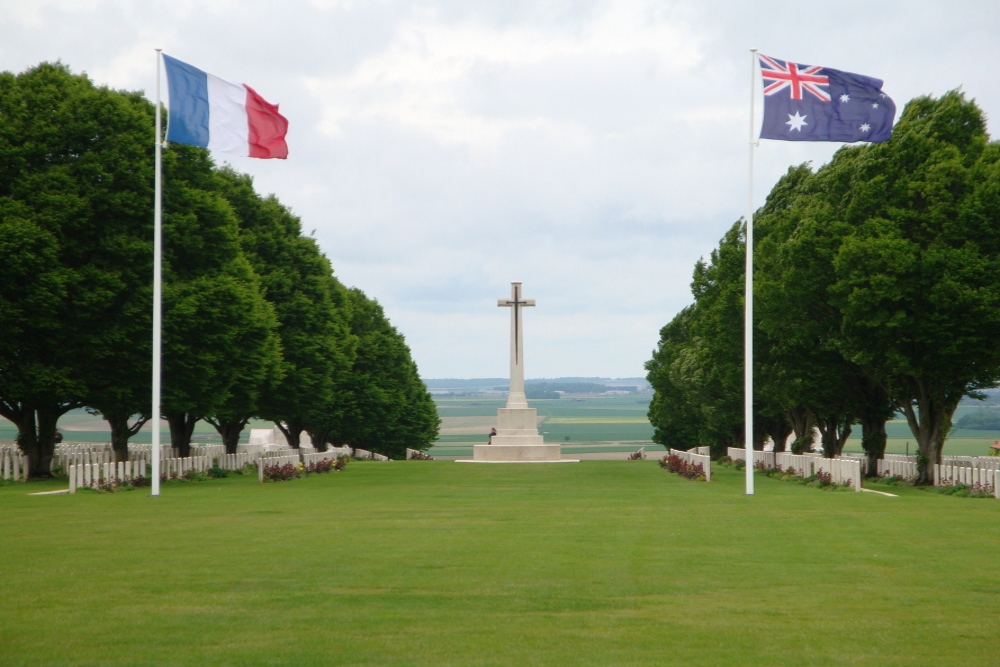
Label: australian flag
xmin=759 ymin=54 xmax=895 ymax=143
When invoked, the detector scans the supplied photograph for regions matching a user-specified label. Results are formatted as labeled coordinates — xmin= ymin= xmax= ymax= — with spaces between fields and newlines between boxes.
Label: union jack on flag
xmin=758 ymin=53 xmax=895 ymax=143
xmin=760 ymin=53 xmax=830 ymax=102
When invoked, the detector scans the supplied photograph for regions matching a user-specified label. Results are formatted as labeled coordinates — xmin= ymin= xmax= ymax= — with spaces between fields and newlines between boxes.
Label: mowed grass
xmin=2 ymin=462 xmax=999 ymax=666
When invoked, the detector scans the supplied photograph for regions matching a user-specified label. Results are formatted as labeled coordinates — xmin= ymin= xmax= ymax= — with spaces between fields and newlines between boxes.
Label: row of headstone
xmin=941 ymin=455 xmax=1000 ymax=471
xmin=813 ymin=457 xmax=862 ymax=491
xmin=669 ymin=448 xmax=712 ymax=481
xmin=727 ymin=448 xmax=791 ymax=469
xmin=302 ymin=450 xmax=350 ymax=466
xmin=353 ymin=448 xmax=390 ymax=461
xmin=748 ymin=451 xmax=861 ymax=490
xmin=160 ymin=455 xmax=211 ymax=479
xmin=217 ymin=452 xmax=256 ymax=470
xmin=129 ymin=444 xmax=181 ymax=459
xmin=190 ymin=444 xmax=226 ymax=459
xmin=775 ymin=452 xmax=819 ymax=478
xmin=1 ymin=449 xmax=30 ymax=481
xmin=877 ymin=457 xmax=918 ymax=481
xmin=934 ymin=464 xmax=999 ymax=494
xmin=67 ymin=460 xmax=147 ymax=493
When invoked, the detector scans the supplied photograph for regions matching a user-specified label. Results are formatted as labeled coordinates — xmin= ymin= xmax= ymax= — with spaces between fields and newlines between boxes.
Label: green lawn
xmin=2 ymin=461 xmax=998 ymax=665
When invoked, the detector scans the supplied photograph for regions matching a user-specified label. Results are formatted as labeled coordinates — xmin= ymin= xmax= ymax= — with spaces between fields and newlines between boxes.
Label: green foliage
xmin=0 ymin=62 xmax=155 ymax=473
xmin=320 ymin=288 xmax=439 ymax=459
xmin=930 ymin=483 xmax=995 ymax=498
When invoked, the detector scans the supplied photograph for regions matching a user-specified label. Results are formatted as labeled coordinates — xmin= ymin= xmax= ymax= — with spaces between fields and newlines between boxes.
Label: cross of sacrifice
xmin=498 ymin=282 xmax=535 ymax=363
xmin=498 ymin=282 xmax=535 ymax=409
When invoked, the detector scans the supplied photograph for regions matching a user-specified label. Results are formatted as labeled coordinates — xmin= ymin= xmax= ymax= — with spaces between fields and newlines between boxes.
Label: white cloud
xmin=4 ymin=0 xmax=1000 ymax=378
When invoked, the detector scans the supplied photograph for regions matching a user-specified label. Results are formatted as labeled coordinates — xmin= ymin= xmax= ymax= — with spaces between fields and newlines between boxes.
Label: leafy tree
xmin=319 ymin=288 xmax=439 ymax=459
xmin=159 ymin=148 xmax=282 ymax=456
xmin=645 ymin=307 xmax=702 ymax=451
xmin=204 ymin=169 xmax=289 ymax=452
xmin=828 ymin=92 xmax=1000 ymax=483
xmin=229 ymin=172 xmax=356 ymax=449
xmin=0 ymin=63 xmax=154 ymax=473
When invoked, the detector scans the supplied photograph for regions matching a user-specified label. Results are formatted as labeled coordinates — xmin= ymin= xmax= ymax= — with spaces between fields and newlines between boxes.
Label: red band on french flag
xmin=163 ymin=54 xmax=288 ymax=159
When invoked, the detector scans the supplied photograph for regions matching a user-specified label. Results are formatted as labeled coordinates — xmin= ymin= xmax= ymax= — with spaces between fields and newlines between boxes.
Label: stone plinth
xmin=468 ymin=406 xmax=572 ymax=463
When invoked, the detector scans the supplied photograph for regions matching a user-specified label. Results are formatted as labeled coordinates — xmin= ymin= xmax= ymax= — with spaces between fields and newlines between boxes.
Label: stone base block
xmin=471 ymin=444 xmax=565 ymax=462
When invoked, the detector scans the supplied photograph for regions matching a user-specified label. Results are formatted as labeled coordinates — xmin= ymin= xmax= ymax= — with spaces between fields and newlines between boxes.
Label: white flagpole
xmin=152 ymin=48 xmax=163 ymax=496
xmin=745 ymin=48 xmax=757 ymax=495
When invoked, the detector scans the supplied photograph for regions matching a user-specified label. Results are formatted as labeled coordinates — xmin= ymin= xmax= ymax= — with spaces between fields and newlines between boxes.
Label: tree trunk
xmin=786 ymin=406 xmax=815 ymax=454
xmin=859 ymin=416 xmax=887 ymax=478
xmin=852 ymin=377 xmax=892 ymax=477
xmin=0 ymin=401 xmax=78 ymax=477
xmin=770 ymin=419 xmax=793 ymax=453
xmin=816 ymin=414 xmax=853 ymax=459
xmin=275 ymin=419 xmax=305 ymax=449
xmin=752 ymin=414 xmax=770 ymax=451
xmin=205 ymin=416 xmax=250 ymax=454
xmin=897 ymin=380 xmax=960 ymax=485
xmin=164 ymin=411 xmax=199 ymax=458
xmin=15 ymin=408 xmax=42 ymax=476
xmin=307 ymin=428 xmax=330 ymax=453
xmin=101 ymin=411 xmax=148 ymax=462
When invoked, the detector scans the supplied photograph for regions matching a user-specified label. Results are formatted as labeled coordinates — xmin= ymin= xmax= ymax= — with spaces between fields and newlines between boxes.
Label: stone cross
xmin=498 ymin=282 xmax=535 ymax=409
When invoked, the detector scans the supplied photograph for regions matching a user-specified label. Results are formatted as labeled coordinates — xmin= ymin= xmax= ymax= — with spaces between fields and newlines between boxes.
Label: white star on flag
xmin=785 ymin=111 xmax=808 ymax=132
xmin=840 ymin=94 xmax=850 ymax=103
xmin=860 ymin=123 xmax=871 ymax=132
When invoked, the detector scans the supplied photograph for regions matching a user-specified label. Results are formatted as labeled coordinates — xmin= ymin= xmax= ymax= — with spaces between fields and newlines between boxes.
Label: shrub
xmin=208 ymin=466 xmax=229 ymax=479
xmin=717 ymin=456 xmax=746 ymax=471
xmin=262 ymin=463 xmax=301 ymax=482
xmin=658 ymin=454 xmax=706 ymax=481
xmin=753 ymin=461 xmax=784 ymax=477
xmin=933 ymin=482 xmax=994 ymax=498
xmin=306 ymin=458 xmax=334 ymax=473
xmin=230 ymin=462 xmax=258 ymax=476
xmin=183 ymin=469 xmax=209 ymax=482
xmin=878 ymin=473 xmax=906 ymax=486
xmin=262 ymin=456 xmax=348 ymax=482
xmin=87 ymin=475 xmax=144 ymax=493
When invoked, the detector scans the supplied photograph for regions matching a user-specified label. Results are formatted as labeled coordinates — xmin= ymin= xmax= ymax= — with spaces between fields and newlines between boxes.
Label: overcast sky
xmin=4 ymin=1 xmax=999 ymax=379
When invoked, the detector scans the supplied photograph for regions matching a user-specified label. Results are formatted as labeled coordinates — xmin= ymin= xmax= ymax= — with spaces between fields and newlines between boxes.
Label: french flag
xmin=163 ymin=54 xmax=288 ymax=159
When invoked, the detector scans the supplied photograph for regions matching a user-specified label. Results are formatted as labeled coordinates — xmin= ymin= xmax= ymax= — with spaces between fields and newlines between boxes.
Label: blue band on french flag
xmin=163 ymin=55 xmax=211 ymax=149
